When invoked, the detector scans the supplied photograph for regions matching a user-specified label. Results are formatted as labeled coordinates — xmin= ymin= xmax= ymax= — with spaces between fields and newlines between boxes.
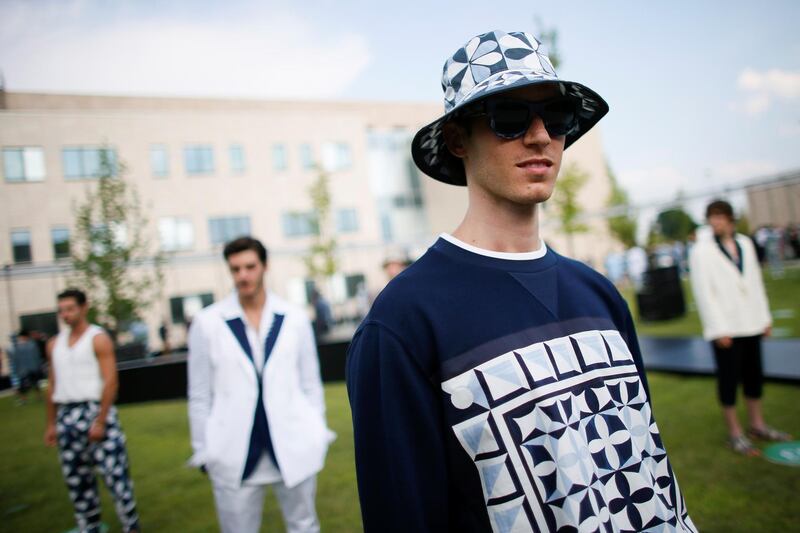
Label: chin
xmin=517 ymin=185 xmax=555 ymax=204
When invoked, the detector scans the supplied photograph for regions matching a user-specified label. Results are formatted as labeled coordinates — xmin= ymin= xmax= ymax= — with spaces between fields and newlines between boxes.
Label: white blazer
xmin=689 ymin=232 xmax=772 ymax=341
xmin=187 ymin=291 xmax=335 ymax=488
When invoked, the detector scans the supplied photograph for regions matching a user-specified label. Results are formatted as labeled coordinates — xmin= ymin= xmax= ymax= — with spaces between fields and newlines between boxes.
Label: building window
xmin=336 ymin=208 xmax=359 ymax=233
xmin=90 ymin=223 xmax=127 ymax=255
xmin=3 ymin=147 xmax=46 ymax=182
xmin=51 ymin=227 xmax=71 ymax=259
xmin=170 ymin=293 xmax=214 ymax=324
xmin=11 ymin=229 xmax=32 ymax=264
xmin=345 ymin=273 xmax=366 ymax=298
xmin=159 ymin=217 xmax=194 ymax=251
xmin=20 ymin=311 xmax=59 ymax=337
xmin=299 ymin=144 xmax=315 ymax=170
xmin=322 ymin=142 xmax=352 ymax=171
xmin=208 ymin=216 xmax=251 ymax=245
xmin=282 ymin=212 xmax=319 ymax=238
xmin=272 ymin=144 xmax=288 ymax=171
xmin=62 ymin=147 xmax=118 ymax=180
xmin=150 ymin=145 xmax=169 ymax=177
xmin=230 ymin=144 xmax=246 ymax=174
xmin=184 ymin=145 xmax=215 ymax=175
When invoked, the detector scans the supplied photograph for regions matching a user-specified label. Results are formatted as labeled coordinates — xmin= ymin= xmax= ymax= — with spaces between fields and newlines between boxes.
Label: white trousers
xmin=211 ymin=475 xmax=319 ymax=533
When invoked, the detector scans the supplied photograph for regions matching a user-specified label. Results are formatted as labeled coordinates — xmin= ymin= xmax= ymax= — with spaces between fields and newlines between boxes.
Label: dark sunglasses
xmin=460 ymin=97 xmax=579 ymax=139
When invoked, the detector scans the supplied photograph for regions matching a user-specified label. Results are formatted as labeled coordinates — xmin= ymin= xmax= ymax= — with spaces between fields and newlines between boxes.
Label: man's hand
xmin=764 ymin=326 xmax=772 ymax=338
xmin=88 ymin=419 xmax=106 ymax=442
xmin=44 ymin=424 xmax=57 ymax=447
xmin=714 ymin=336 xmax=733 ymax=349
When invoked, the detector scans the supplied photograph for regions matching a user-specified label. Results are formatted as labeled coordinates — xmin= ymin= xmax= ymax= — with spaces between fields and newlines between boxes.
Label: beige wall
xmin=1 ymin=92 xmax=617 ymax=351
xmin=746 ymin=176 xmax=800 ymax=228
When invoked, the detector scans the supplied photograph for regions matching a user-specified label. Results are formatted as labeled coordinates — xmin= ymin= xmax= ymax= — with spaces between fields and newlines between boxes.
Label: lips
xmin=516 ymin=157 xmax=553 ymax=169
xmin=516 ymin=157 xmax=553 ymax=177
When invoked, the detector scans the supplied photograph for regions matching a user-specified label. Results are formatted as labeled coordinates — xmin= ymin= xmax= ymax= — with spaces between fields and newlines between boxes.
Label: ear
xmin=442 ymin=121 xmax=468 ymax=159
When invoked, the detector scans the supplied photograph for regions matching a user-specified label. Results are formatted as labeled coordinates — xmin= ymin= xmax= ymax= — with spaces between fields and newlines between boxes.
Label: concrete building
xmin=745 ymin=170 xmax=800 ymax=228
xmin=1 ymin=90 xmax=619 ymax=355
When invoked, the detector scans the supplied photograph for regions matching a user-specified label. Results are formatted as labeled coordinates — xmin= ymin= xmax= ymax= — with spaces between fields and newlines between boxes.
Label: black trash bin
xmin=636 ymin=266 xmax=686 ymax=321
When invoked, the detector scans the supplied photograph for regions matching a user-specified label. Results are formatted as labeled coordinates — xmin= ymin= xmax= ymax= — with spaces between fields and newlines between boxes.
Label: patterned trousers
xmin=56 ymin=402 xmax=140 ymax=533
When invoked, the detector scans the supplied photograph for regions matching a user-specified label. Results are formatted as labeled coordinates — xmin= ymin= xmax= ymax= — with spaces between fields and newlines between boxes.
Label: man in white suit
xmin=689 ymin=200 xmax=791 ymax=456
xmin=188 ymin=236 xmax=333 ymax=532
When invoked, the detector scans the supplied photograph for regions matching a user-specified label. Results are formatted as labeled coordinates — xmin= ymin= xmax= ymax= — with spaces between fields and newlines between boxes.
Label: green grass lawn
xmin=622 ymin=264 xmax=800 ymax=338
xmin=2 ymin=379 xmax=799 ymax=532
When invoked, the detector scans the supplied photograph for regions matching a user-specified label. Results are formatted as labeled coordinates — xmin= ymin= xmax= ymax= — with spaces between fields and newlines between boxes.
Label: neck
xmin=239 ymin=286 xmax=267 ymax=312
xmin=70 ymin=319 xmax=89 ymax=335
xmin=453 ymin=188 xmax=541 ymax=253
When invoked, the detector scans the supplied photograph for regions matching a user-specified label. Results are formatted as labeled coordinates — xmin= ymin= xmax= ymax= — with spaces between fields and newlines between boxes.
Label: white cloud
xmin=618 ymin=165 xmax=692 ymax=204
xmin=778 ymin=120 xmax=800 ymax=137
xmin=0 ymin=0 xmax=372 ymax=99
xmin=618 ymin=160 xmax=780 ymax=208
xmin=735 ymin=67 xmax=800 ymax=116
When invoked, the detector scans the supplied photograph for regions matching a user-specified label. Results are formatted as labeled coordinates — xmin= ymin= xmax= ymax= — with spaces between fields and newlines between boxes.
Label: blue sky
xmin=1 ymin=0 xmax=798 ymax=221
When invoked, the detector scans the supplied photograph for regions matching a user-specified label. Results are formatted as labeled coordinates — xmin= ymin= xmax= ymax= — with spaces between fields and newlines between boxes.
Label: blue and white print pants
xmin=56 ymin=402 xmax=140 ymax=533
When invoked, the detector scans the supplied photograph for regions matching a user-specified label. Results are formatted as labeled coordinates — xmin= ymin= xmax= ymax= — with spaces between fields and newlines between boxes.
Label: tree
xmin=653 ymin=207 xmax=698 ymax=243
xmin=70 ymin=149 xmax=163 ymax=339
xmin=534 ymin=17 xmax=561 ymax=69
xmin=551 ymin=163 xmax=589 ymax=256
xmin=606 ymin=162 xmax=638 ymax=248
xmin=302 ymin=167 xmax=338 ymax=281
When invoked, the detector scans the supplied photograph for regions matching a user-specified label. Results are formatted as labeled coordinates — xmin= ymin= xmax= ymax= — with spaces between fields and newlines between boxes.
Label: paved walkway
xmin=639 ymin=336 xmax=800 ymax=382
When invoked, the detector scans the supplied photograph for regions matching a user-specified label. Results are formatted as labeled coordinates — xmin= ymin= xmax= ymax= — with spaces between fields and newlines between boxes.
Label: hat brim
xmin=411 ymin=75 xmax=609 ymax=186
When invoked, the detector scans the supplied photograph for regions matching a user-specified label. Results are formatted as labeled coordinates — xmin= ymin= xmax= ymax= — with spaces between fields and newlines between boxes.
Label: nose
xmin=522 ymin=115 xmax=551 ymax=146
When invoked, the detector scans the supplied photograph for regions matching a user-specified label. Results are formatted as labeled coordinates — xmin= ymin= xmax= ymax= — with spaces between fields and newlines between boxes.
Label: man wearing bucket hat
xmin=347 ymin=30 xmax=696 ymax=532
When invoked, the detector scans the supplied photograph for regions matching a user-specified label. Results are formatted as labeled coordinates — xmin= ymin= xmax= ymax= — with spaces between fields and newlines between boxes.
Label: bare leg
xmin=721 ymin=406 xmax=743 ymax=438
xmin=745 ymin=397 xmax=766 ymax=431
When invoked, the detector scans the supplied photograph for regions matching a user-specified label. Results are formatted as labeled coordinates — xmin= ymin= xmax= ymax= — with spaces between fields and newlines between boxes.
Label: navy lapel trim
xmin=263 ymin=314 xmax=285 ymax=374
xmin=225 ymin=314 xmax=286 ymax=376
xmin=225 ymin=317 xmax=253 ymax=364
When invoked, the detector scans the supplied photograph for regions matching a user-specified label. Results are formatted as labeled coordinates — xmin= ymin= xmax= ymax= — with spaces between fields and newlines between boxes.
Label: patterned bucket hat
xmin=411 ymin=30 xmax=609 ymax=186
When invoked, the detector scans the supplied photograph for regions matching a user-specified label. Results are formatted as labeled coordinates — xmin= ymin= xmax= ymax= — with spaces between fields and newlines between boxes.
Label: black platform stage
xmin=116 ymin=334 xmax=351 ymax=404
xmin=116 ymin=335 xmax=800 ymax=404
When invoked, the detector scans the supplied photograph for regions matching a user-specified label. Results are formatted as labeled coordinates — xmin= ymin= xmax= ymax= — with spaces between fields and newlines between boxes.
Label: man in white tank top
xmin=44 ymin=289 xmax=140 ymax=533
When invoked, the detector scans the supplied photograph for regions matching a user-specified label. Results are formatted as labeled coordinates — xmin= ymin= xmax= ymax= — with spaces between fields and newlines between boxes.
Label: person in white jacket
xmin=689 ymin=200 xmax=791 ymax=456
xmin=188 ymin=236 xmax=334 ymax=533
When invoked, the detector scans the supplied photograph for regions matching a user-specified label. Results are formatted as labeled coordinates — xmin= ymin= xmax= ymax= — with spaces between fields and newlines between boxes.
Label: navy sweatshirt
xmin=346 ymin=236 xmax=696 ymax=532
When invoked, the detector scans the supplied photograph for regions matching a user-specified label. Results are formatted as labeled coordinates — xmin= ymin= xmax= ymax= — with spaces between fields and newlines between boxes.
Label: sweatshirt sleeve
xmin=346 ymin=321 xmax=449 ymax=532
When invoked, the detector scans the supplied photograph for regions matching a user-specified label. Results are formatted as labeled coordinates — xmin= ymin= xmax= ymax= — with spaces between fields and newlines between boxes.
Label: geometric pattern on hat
xmin=412 ymin=30 xmax=610 ymax=186
xmin=442 ymin=329 xmax=697 ymax=532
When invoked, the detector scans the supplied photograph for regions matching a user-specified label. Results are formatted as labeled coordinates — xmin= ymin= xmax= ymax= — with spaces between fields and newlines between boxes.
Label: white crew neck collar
xmin=439 ymin=233 xmax=547 ymax=260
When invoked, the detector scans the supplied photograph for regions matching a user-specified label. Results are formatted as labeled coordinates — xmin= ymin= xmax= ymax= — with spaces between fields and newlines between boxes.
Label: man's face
xmin=708 ymin=213 xmax=735 ymax=237
xmin=227 ymin=250 xmax=266 ymax=299
xmin=383 ymin=261 xmax=406 ymax=280
xmin=57 ymin=298 xmax=87 ymax=327
xmin=448 ymin=84 xmax=566 ymax=206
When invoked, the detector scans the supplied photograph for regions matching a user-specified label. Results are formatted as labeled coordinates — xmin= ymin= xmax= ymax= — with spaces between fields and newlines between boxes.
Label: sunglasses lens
xmin=490 ymin=101 xmax=531 ymax=138
xmin=540 ymin=100 xmax=577 ymax=136
xmin=487 ymin=98 xmax=577 ymax=138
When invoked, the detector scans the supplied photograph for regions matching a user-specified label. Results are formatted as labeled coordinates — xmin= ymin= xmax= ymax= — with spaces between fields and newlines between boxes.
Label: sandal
xmin=747 ymin=425 xmax=792 ymax=442
xmin=728 ymin=435 xmax=761 ymax=457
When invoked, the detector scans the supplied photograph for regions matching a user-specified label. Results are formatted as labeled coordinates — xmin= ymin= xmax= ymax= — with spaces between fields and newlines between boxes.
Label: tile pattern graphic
xmin=443 ymin=329 xmax=696 ymax=532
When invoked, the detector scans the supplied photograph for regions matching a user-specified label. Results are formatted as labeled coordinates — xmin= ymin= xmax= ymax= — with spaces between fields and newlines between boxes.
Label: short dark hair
xmin=223 ymin=236 xmax=268 ymax=264
xmin=17 ymin=328 xmax=31 ymax=338
xmin=57 ymin=288 xmax=87 ymax=306
xmin=706 ymin=199 xmax=735 ymax=221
